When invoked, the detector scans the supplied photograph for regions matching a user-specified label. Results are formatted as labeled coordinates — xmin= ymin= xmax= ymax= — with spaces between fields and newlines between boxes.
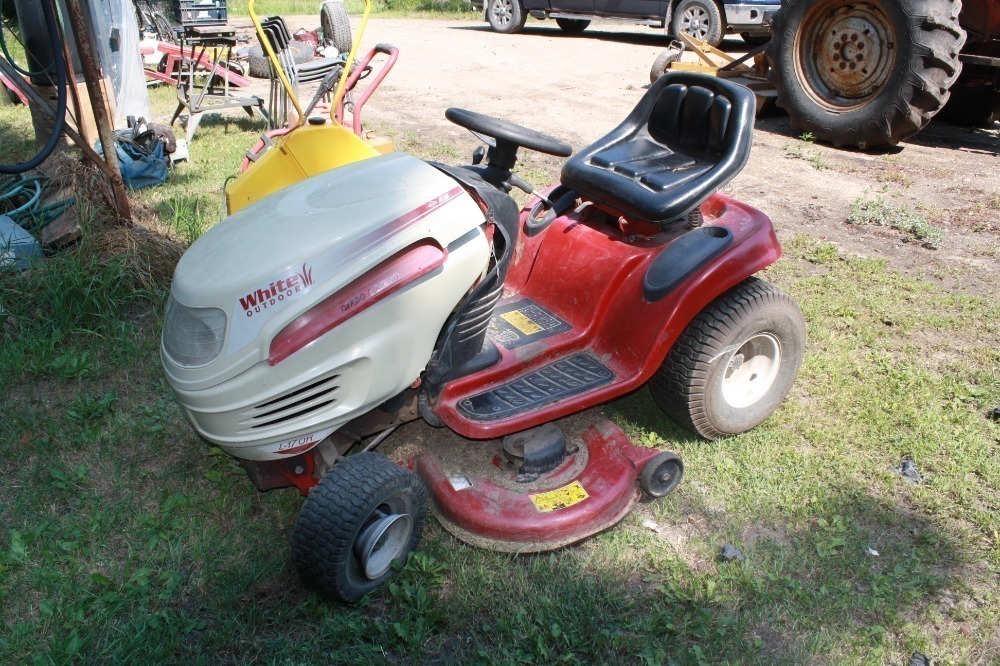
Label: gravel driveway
xmin=235 ymin=15 xmax=999 ymax=289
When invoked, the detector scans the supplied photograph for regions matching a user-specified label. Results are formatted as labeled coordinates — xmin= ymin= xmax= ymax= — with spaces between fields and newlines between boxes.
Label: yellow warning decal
xmin=501 ymin=310 xmax=544 ymax=335
xmin=530 ymin=481 xmax=589 ymax=513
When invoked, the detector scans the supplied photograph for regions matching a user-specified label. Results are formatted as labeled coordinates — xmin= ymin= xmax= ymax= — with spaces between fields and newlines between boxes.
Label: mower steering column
xmin=445 ymin=107 xmax=572 ymax=194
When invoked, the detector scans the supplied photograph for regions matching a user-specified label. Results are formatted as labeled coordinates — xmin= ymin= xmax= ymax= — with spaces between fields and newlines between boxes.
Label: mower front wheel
xmin=291 ymin=452 xmax=427 ymax=603
xmin=650 ymin=278 xmax=806 ymax=440
xmin=640 ymin=452 xmax=684 ymax=497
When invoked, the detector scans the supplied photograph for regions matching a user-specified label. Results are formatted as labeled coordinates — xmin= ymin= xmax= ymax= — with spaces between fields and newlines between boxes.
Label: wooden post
xmin=0 ymin=54 xmax=116 ymax=182
xmin=62 ymin=0 xmax=133 ymax=225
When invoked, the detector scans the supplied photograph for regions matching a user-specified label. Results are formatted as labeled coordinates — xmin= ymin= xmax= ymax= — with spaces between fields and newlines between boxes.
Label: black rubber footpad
xmin=457 ymin=353 xmax=614 ymax=421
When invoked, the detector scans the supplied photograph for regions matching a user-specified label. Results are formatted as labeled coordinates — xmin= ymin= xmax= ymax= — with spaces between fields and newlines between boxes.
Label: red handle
xmin=334 ymin=44 xmax=399 ymax=134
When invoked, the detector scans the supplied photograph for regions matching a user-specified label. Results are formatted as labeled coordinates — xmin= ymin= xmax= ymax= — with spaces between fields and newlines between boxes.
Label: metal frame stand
xmin=170 ymin=26 xmax=268 ymax=142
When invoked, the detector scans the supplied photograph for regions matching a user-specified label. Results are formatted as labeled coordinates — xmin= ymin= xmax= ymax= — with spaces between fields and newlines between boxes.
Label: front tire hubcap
xmin=681 ymin=7 xmax=710 ymax=39
xmin=354 ymin=509 xmax=414 ymax=580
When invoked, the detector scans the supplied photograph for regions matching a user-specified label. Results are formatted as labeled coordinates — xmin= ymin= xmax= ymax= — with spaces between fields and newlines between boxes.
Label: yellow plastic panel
xmin=226 ymin=124 xmax=381 ymax=215
xmin=365 ymin=134 xmax=394 ymax=155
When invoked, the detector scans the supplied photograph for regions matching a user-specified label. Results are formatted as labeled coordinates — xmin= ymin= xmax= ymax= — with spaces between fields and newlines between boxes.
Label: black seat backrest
xmin=560 ymin=73 xmax=755 ymax=226
xmin=648 ymin=83 xmax=734 ymax=157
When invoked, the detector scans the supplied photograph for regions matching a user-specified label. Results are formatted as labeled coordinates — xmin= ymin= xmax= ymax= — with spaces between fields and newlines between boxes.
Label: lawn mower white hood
xmin=162 ymin=153 xmax=489 ymax=459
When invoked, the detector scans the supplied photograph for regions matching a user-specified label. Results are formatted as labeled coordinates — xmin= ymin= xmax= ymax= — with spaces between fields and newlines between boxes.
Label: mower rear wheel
xmin=650 ymin=278 xmax=805 ymax=440
xmin=291 ymin=452 xmax=427 ymax=603
xmin=640 ymin=452 xmax=684 ymax=497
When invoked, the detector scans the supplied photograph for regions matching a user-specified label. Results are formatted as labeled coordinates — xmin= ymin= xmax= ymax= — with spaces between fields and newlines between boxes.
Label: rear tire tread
xmin=321 ymin=1 xmax=353 ymax=54
xmin=650 ymin=278 xmax=795 ymax=440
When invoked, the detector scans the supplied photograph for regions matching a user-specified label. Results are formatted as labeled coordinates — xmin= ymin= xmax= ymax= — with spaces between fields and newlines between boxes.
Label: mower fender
xmin=643 ymin=203 xmax=781 ymax=379
xmin=433 ymin=193 xmax=781 ymax=440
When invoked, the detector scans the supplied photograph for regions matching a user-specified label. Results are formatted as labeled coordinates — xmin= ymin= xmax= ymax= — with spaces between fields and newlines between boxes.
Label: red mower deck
xmin=411 ymin=415 xmax=661 ymax=552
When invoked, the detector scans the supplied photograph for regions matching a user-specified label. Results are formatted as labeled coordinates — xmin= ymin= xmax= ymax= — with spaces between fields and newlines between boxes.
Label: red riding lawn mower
xmin=161 ymin=70 xmax=806 ymax=602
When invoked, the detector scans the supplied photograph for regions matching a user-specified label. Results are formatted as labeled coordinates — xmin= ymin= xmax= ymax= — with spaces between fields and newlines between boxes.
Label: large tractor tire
xmin=767 ymin=0 xmax=966 ymax=149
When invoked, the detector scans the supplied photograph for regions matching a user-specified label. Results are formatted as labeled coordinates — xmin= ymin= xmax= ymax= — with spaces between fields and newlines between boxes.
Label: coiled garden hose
xmin=0 ymin=172 xmax=73 ymax=232
xmin=0 ymin=0 xmax=67 ymax=174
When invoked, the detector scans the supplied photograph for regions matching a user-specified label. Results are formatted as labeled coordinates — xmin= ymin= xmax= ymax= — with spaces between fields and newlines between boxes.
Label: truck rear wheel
xmin=767 ymin=0 xmax=966 ymax=149
xmin=556 ymin=17 xmax=590 ymax=33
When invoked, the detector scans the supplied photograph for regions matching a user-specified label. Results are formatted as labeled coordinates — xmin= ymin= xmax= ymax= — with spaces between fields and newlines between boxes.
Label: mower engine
xmin=161 ymin=153 xmax=489 ymax=462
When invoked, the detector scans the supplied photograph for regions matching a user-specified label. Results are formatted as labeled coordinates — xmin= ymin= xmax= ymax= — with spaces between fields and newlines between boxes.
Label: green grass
xmin=783 ymin=133 xmax=830 ymax=172
xmin=0 ymin=87 xmax=997 ymax=664
xmin=849 ymin=194 xmax=945 ymax=249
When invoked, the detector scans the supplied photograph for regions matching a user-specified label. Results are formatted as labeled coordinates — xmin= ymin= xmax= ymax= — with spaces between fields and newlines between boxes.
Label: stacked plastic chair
xmin=258 ymin=16 xmax=346 ymax=127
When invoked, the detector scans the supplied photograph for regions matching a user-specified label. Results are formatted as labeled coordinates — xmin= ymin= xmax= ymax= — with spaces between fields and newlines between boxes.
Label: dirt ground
xmin=229 ymin=16 xmax=999 ymax=290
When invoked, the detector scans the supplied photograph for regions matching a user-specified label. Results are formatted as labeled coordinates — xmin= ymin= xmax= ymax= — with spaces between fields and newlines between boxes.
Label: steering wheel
xmin=445 ymin=108 xmax=572 ymax=158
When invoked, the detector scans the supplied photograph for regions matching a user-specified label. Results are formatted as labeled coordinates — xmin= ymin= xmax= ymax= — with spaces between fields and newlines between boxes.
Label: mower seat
xmin=560 ymin=73 xmax=755 ymax=226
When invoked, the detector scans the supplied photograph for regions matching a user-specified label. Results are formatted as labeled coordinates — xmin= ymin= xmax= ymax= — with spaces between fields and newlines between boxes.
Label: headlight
xmin=162 ymin=295 xmax=227 ymax=367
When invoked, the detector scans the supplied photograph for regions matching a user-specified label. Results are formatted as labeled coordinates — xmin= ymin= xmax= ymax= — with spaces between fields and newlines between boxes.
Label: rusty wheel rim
xmin=794 ymin=0 xmax=897 ymax=111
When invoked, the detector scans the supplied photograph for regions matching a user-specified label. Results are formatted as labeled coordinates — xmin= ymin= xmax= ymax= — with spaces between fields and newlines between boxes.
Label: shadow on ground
xmin=450 ymin=22 xmax=751 ymax=51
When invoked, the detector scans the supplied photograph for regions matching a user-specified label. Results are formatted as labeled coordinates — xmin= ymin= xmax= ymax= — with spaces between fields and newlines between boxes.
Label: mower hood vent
xmin=239 ymin=374 xmax=341 ymax=431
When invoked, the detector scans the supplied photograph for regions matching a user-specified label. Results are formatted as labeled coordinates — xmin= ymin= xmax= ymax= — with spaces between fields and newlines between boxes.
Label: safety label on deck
xmin=487 ymin=299 xmax=572 ymax=350
xmin=530 ymin=481 xmax=589 ymax=513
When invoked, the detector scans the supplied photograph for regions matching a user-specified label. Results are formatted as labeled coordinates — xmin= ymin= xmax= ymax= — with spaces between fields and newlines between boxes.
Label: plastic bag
xmin=87 ymin=0 xmax=152 ymax=127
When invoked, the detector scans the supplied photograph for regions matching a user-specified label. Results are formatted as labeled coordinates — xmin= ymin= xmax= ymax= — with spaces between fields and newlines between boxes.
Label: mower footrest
xmin=457 ymin=353 xmax=614 ymax=422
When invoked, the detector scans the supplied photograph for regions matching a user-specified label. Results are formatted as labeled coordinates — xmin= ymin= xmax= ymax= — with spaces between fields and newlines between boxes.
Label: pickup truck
xmin=471 ymin=0 xmax=778 ymax=47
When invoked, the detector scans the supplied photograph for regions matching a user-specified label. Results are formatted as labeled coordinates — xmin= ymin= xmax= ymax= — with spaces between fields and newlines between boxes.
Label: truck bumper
xmin=724 ymin=3 xmax=780 ymax=32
